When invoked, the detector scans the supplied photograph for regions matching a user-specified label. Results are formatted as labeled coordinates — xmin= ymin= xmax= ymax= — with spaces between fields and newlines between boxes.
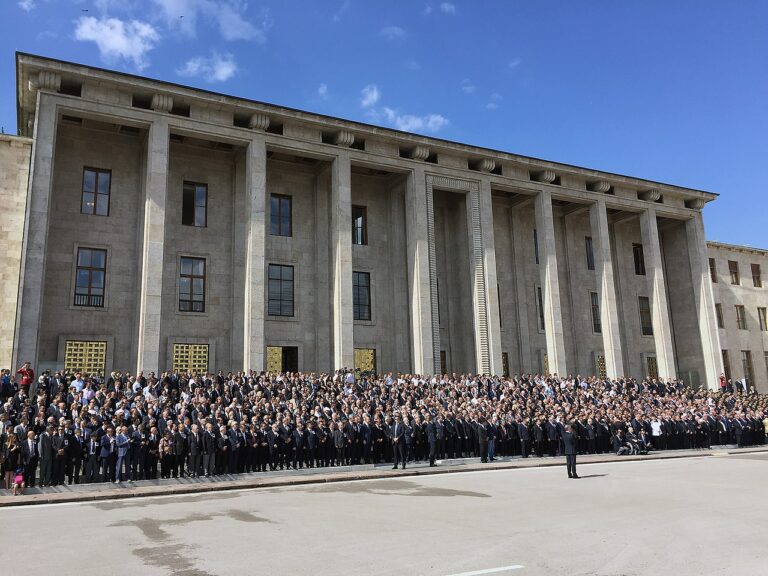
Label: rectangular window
xmin=353 ymin=271 xmax=371 ymax=321
xmin=722 ymin=350 xmax=731 ymax=380
xmin=270 ymin=194 xmax=292 ymax=237
xmin=729 ymin=260 xmax=740 ymax=285
xmin=536 ymin=286 xmax=545 ymax=331
xmin=585 ymin=236 xmax=595 ymax=270
xmin=752 ymin=263 xmax=762 ymax=288
xmin=639 ymin=296 xmax=653 ymax=336
xmin=709 ymin=258 xmax=717 ymax=283
xmin=179 ymin=257 xmax=206 ymax=312
xmin=497 ymin=283 xmax=502 ymax=329
xmin=758 ymin=307 xmax=767 ymax=332
xmin=533 ymin=229 xmax=539 ymax=264
xmin=352 ymin=205 xmax=367 ymax=245
xmin=81 ymin=168 xmax=111 ymax=216
xmin=64 ymin=340 xmax=107 ymax=376
xmin=633 ymin=243 xmax=646 ymax=276
xmin=741 ymin=350 xmax=754 ymax=385
xmin=74 ymin=248 xmax=106 ymax=307
xmin=501 ymin=352 xmax=509 ymax=377
xmin=182 ymin=181 xmax=207 ymax=227
xmin=268 ymin=264 xmax=294 ymax=316
xmin=715 ymin=303 xmax=724 ymax=329
xmin=590 ymin=291 xmax=602 ymax=333
xmin=735 ymin=305 xmax=747 ymax=330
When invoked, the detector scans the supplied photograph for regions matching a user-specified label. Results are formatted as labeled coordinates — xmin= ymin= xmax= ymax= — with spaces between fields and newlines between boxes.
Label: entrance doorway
xmin=266 ymin=346 xmax=299 ymax=373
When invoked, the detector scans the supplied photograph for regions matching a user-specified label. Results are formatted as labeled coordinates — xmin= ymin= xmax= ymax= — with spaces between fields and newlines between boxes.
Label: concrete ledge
xmin=2 ymin=446 xmax=766 ymax=508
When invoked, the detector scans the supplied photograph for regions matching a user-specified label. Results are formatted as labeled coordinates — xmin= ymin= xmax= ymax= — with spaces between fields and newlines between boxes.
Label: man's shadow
xmin=577 ymin=474 xmax=607 ymax=479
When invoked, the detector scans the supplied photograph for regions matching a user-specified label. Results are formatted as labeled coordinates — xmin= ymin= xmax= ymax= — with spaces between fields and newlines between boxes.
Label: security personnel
xmin=562 ymin=424 xmax=579 ymax=479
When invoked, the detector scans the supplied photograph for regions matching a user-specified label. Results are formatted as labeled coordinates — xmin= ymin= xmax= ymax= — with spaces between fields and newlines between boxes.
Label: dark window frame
xmin=752 ymin=263 xmax=762 ymax=288
xmin=633 ymin=243 xmax=646 ymax=276
xmin=585 ymin=236 xmax=595 ymax=271
xmin=590 ymin=291 xmax=601 ymax=333
xmin=639 ymin=296 xmax=653 ymax=336
xmin=182 ymin=181 xmax=208 ymax=227
xmin=708 ymin=258 xmax=717 ymax=283
xmin=270 ymin=194 xmax=293 ymax=237
xmin=74 ymin=247 xmax=107 ymax=307
xmin=353 ymin=271 xmax=371 ymax=321
xmin=352 ymin=205 xmax=368 ymax=245
xmin=735 ymin=305 xmax=747 ymax=330
xmin=715 ymin=303 xmax=724 ymax=329
xmin=267 ymin=263 xmax=295 ymax=317
xmin=758 ymin=307 xmax=767 ymax=332
xmin=80 ymin=167 xmax=111 ymax=217
xmin=179 ymin=256 xmax=206 ymax=313
xmin=728 ymin=260 xmax=740 ymax=285
xmin=536 ymin=286 xmax=545 ymax=331
xmin=534 ymin=229 xmax=539 ymax=265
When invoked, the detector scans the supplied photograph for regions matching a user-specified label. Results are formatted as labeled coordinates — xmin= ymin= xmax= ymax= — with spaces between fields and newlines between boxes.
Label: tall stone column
xmin=405 ymin=166 xmax=436 ymax=375
xmin=243 ymin=137 xmax=267 ymax=372
xmin=589 ymin=199 xmax=625 ymax=378
xmin=13 ymin=91 xmax=58 ymax=371
xmin=686 ymin=211 xmax=723 ymax=389
xmin=639 ymin=206 xmax=676 ymax=379
xmin=136 ymin=119 xmax=170 ymax=374
xmin=330 ymin=151 xmax=354 ymax=370
xmin=534 ymin=188 xmax=567 ymax=375
xmin=475 ymin=178 xmax=503 ymax=375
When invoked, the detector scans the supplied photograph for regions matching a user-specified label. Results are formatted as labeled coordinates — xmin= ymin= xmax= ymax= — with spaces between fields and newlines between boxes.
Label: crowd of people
xmin=1 ymin=362 xmax=766 ymax=495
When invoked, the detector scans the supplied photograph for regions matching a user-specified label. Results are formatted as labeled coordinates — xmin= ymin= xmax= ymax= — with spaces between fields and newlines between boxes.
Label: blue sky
xmin=2 ymin=1 xmax=766 ymax=248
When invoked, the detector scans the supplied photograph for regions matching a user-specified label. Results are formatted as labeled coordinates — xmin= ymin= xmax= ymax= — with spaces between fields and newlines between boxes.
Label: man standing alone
xmin=562 ymin=424 xmax=579 ymax=479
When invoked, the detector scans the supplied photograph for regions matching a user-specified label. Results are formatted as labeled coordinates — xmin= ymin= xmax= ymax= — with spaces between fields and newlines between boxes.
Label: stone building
xmin=2 ymin=53 xmax=766 ymax=390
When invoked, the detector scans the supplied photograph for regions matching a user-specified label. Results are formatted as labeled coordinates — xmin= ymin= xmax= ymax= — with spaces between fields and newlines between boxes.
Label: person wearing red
xmin=16 ymin=362 xmax=34 ymax=395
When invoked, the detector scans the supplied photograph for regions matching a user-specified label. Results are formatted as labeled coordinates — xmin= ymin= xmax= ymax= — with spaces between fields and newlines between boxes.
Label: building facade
xmin=2 ymin=53 xmax=766 ymax=390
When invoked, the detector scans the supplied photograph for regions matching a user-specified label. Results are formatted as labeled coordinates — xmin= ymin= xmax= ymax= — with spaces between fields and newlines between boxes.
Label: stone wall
xmin=0 ymin=135 xmax=32 ymax=369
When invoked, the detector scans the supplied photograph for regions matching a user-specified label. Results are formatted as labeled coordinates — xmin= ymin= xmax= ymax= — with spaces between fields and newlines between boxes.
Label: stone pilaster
xmin=12 ymin=92 xmax=58 ymax=371
xmin=686 ymin=212 xmax=723 ymax=389
xmin=330 ymin=151 xmax=354 ymax=370
xmin=136 ymin=119 xmax=170 ymax=374
xmin=476 ymin=178 xmax=503 ymax=375
xmin=243 ymin=137 xmax=267 ymax=372
xmin=589 ymin=199 xmax=625 ymax=378
xmin=639 ymin=206 xmax=676 ymax=379
xmin=534 ymin=189 xmax=567 ymax=375
xmin=405 ymin=166 xmax=436 ymax=374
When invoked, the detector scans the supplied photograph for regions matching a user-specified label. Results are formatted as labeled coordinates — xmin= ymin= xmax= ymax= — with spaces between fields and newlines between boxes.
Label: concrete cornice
xmin=16 ymin=52 xmax=719 ymax=205
xmin=707 ymin=241 xmax=768 ymax=256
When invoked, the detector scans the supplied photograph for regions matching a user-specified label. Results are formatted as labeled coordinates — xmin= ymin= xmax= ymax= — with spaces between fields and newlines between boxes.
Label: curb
xmin=2 ymin=447 xmax=766 ymax=508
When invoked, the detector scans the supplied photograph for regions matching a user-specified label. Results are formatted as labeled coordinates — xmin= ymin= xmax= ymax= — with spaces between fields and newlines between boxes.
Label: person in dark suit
xmin=99 ymin=427 xmax=116 ymax=482
xmin=292 ymin=421 xmax=307 ymax=469
xmin=146 ymin=426 xmax=160 ymax=479
xmin=21 ymin=429 xmax=39 ymax=487
xmin=390 ymin=413 xmax=406 ymax=469
xmin=83 ymin=432 xmax=100 ymax=483
xmin=518 ymin=418 xmax=531 ymax=458
xmin=187 ymin=423 xmax=201 ymax=477
xmin=562 ymin=424 xmax=579 ymax=479
xmin=425 ymin=413 xmax=437 ymax=467
xmin=476 ymin=416 xmax=489 ymax=463
xmin=202 ymin=422 xmax=217 ymax=477
xmin=37 ymin=425 xmax=54 ymax=486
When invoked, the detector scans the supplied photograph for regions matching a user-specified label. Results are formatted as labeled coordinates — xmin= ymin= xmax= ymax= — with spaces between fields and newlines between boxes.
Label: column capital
xmin=588 ymin=180 xmax=611 ymax=193
xmin=410 ymin=145 xmax=430 ymax=161
xmin=31 ymin=71 xmax=61 ymax=92
xmin=639 ymin=188 xmax=661 ymax=202
xmin=533 ymin=170 xmax=556 ymax=184
xmin=334 ymin=130 xmax=355 ymax=147
xmin=248 ymin=113 xmax=270 ymax=131
xmin=151 ymin=94 xmax=173 ymax=113
xmin=685 ymin=198 xmax=706 ymax=210
xmin=477 ymin=158 xmax=496 ymax=173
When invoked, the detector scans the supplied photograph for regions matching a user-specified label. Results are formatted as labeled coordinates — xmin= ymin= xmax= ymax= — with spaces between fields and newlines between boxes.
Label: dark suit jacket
xmin=389 ymin=422 xmax=405 ymax=443
xmin=562 ymin=431 xmax=577 ymax=455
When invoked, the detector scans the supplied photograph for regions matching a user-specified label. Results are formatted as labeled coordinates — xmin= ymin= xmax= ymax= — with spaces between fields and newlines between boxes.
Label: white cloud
xmin=508 ymin=57 xmax=522 ymax=69
xmin=382 ymin=108 xmax=448 ymax=133
xmin=381 ymin=26 xmax=405 ymax=40
xmin=333 ymin=0 xmax=351 ymax=22
xmin=461 ymin=78 xmax=476 ymax=94
xmin=422 ymin=4 xmax=433 ymax=15
xmin=177 ymin=52 xmax=237 ymax=82
xmin=318 ymin=83 xmax=329 ymax=99
xmin=360 ymin=84 xmax=380 ymax=108
xmin=151 ymin=0 xmax=271 ymax=42
xmin=74 ymin=17 xmax=160 ymax=70
xmin=490 ymin=92 xmax=503 ymax=100
xmin=439 ymin=2 xmax=456 ymax=14
xmin=18 ymin=0 xmax=35 ymax=10
xmin=485 ymin=102 xmax=498 ymax=111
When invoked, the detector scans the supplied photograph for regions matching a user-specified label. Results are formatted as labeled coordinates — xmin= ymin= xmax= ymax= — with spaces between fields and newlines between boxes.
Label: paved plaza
xmin=1 ymin=452 xmax=765 ymax=576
